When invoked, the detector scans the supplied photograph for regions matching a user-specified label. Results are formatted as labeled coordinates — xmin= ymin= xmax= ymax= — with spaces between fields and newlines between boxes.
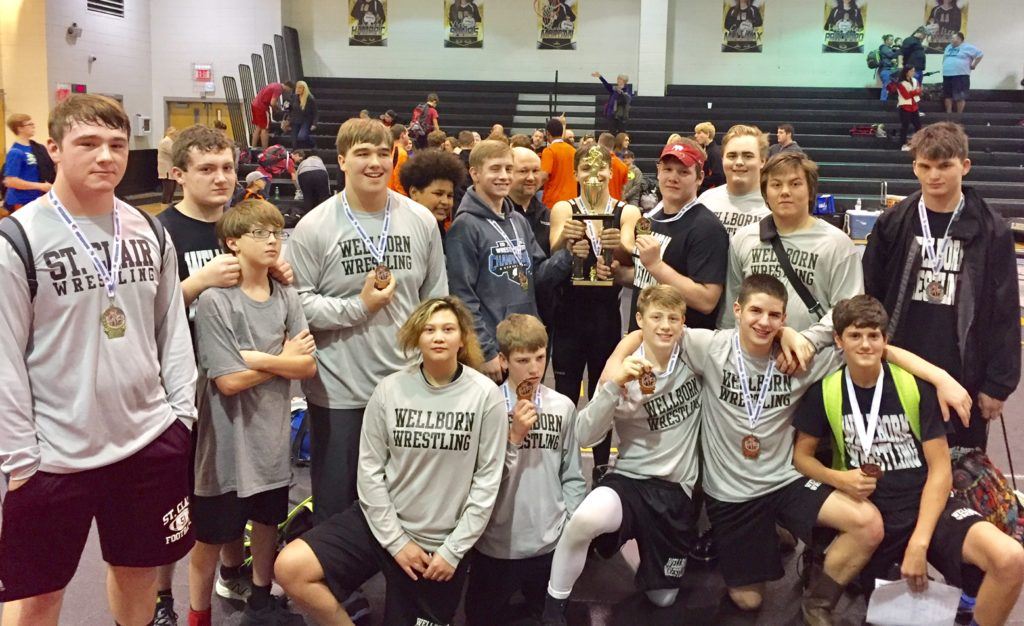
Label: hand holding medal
xmin=504 ymin=381 xmax=540 ymax=445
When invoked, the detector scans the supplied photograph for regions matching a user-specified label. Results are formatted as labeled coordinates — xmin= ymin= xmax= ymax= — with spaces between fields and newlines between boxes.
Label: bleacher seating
xmin=247 ymin=77 xmax=1024 ymax=217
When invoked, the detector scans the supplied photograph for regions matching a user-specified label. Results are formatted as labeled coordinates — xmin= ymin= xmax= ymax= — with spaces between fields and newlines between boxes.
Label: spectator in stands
xmin=242 ymin=171 xmax=269 ymax=202
xmin=863 ymin=121 xmax=1020 ymax=454
xmin=388 ymin=124 xmax=409 ymax=195
xmin=531 ymin=128 xmax=547 ymax=154
xmin=620 ymin=150 xmax=644 ymax=207
xmin=896 ymin=64 xmax=923 ymax=151
xmin=399 ymin=148 xmax=465 ymax=247
xmin=472 ymin=130 xmax=482 ymax=143
xmin=446 ymin=140 xmax=572 ymax=382
xmin=442 ymin=136 xmax=455 ymax=152
xmin=942 ymin=32 xmax=983 ymax=114
xmin=490 ymin=123 xmax=506 ymax=138
xmin=250 ymin=81 xmax=294 ymax=149
xmin=902 ymin=27 xmax=928 ymax=82
xmin=293 ymin=150 xmax=333 ymax=217
xmin=696 ymin=124 xmax=770 ymax=236
xmin=563 ymin=128 xmax=576 ymax=146
xmin=427 ymin=130 xmax=448 ymax=150
xmin=3 ymin=114 xmax=52 ymax=215
xmin=411 ymin=93 xmax=441 ymax=149
xmin=358 ymin=109 xmax=370 ymax=119
xmin=694 ymin=121 xmax=725 ymax=193
xmin=579 ymin=134 xmax=596 ymax=151
xmin=613 ymin=132 xmax=630 ymax=157
xmin=289 ymin=80 xmax=318 ymax=149
xmin=768 ymin=124 xmax=805 ymax=157
xmin=157 ymin=126 xmax=178 ymax=205
xmin=591 ymin=71 xmax=632 ymax=134
xmin=379 ymin=109 xmax=397 ymax=128
xmin=598 ymin=132 xmax=629 ymax=201
xmin=539 ymin=116 xmax=577 ymax=208
xmin=509 ymin=134 xmax=531 ymax=149
xmin=879 ymin=34 xmax=900 ymax=101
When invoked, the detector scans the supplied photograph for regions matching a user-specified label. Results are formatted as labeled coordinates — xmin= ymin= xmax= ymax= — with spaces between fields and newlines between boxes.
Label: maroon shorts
xmin=251 ymin=103 xmax=269 ymax=129
xmin=0 ymin=419 xmax=195 ymax=601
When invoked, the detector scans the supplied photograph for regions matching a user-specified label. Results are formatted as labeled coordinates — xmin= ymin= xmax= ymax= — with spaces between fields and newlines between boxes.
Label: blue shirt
xmin=943 ymin=43 xmax=982 ymax=77
xmin=3 ymin=142 xmax=42 ymax=206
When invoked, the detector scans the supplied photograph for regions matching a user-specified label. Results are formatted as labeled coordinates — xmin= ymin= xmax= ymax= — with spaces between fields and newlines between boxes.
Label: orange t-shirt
xmin=610 ymin=155 xmax=628 ymax=201
xmin=388 ymin=146 xmax=408 ymax=196
xmin=540 ymin=140 xmax=578 ymax=208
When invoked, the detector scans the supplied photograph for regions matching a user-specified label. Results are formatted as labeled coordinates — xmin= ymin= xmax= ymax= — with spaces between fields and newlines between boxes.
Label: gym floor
xmin=4 ymin=367 xmax=1024 ymax=625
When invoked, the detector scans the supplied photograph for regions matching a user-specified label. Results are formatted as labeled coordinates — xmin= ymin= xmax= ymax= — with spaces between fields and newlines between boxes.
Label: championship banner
xmin=722 ymin=0 xmax=765 ymax=53
xmin=823 ymin=0 xmax=867 ymax=53
xmin=445 ymin=0 xmax=483 ymax=48
xmin=349 ymin=0 xmax=387 ymax=46
xmin=925 ymin=0 xmax=967 ymax=54
xmin=536 ymin=0 xmax=578 ymax=50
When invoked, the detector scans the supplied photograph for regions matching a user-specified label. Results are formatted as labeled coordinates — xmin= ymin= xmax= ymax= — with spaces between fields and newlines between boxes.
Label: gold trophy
xmin=571 ymin=147 xmax=615 ymax=287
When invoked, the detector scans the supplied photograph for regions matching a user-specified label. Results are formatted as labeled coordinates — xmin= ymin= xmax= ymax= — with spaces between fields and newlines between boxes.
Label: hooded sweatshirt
xmin=445 ymin=187 xmax=571 ymax=359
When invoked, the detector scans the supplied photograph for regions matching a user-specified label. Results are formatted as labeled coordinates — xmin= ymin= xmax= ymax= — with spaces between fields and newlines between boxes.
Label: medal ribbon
xmin=501 ymin=381 xmax=542 ymax=415
xmin=648 ymin=198 xmax=698 ymax=224
xmin=49 ymin=190 xmax=122 ymax=302
xmin=578 ymin=196 xmax=614 ymax=257
xmin=341 ymin=190 xmax=392 ymax=265
xmin=732 ymin=334 xmax=776 ymax=431
xmin=638 ymin=342 xmax=680 ymax=380
xmin=844 ymin=366 xmax=885 ymax=458
xmin=487 ymin=216 xmax=526 ymax=267
xmin=917 ymin=194 xmax=964 ymax=278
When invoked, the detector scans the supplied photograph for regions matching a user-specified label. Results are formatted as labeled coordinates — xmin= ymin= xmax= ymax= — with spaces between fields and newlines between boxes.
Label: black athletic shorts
xmin=0 ymin=419 xmax=194 ymax=602
xmin=464 ymin=550 xmax=553 ymax=625
xmin=301 ymin=502 xmax=470 ymax=626
xmin=593 ymin=473 xmax=695 ymax=591
xmin=863 ymin=497 xmax=985 ymax=588
xmin=191 ymin=486 xmax=290 ymax=544
xmin=707 ymin=476 xmax=834 ymax=588
xmin=943 ymin=75 xmax=971 ymax=100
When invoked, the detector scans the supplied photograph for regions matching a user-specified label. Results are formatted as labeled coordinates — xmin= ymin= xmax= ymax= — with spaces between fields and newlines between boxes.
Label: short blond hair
xmin=636 ymin=285 xmax=686 ymax=316
xmin=397 ymin=297 xmax=484 ymax=370
xmin=694 ymin=122 xmax=716 ymax=139
xmin=497 ymin=314 xmax=548 ymax=357
xmin=469 ymin=139 xmax=512 ymax=169
xmin=215 ymin=199 xmax=285 ymax=252
xmin=335 ymin=117 xmax=390 ymax=156
xmin=722 ymin=124 xmax=769 ymax=161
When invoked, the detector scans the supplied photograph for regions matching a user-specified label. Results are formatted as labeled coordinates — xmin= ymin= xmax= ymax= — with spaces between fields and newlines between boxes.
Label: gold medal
xmin=741 ymin=434 xmax=761 ymax=460
xmin=635 ymin=216 xmax=653 ymax=237
xmin=101 ymin=305 xmax=127 ymax=339
xmin=373 ymin=264 xmax=391 ymax=290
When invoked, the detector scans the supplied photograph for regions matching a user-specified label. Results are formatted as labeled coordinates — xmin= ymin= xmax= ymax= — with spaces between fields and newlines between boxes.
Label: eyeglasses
xmin=245 ymin=228 xmax=288 ymax=240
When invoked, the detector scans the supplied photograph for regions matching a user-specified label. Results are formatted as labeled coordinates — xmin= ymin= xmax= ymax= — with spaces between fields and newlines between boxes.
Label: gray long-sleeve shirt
xmin=476 ymin=383 xmax=586 ymax=560
xmin=286 ymin=191 xmax=448 ymax=409
xmin=358 ymin=364 xmax=507 ymax=567
xmin=0 ymin=196 xmax=197 ymax=481
xmin=577 ymin=346 xmax=703 ymax=495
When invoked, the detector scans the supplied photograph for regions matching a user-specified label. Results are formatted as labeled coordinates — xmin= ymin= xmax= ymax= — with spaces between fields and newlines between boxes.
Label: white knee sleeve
xmin=547 ymin=487 xmax=624 ymax=596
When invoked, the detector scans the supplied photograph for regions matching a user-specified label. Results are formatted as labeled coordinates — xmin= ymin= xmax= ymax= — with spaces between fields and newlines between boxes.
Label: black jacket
xmin=862 ymin=188 xmax=1020 ymax=400
xmin=288 ymin=94 xmax=318 ymax=127
xmin=901 ymin=35 xmax=926 ymax=71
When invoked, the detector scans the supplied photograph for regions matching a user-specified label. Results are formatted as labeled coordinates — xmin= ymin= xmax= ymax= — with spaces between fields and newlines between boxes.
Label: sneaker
xmin=153 ymin=595 xmax=178 ymax=626
xmin=541 ymin=594 xmax=569 ymax=626
xmin=240 ymin=597 xmax=304 ymax=625
xmin=294 ymin=189 xmax=304 ymax=201
xmin=341 ymin=589 xmax=372 ymax=626
xmin=688 ymin=530 xmax=717 ymax=562
xmin=215 ymin=565 xmax=253 ymax=601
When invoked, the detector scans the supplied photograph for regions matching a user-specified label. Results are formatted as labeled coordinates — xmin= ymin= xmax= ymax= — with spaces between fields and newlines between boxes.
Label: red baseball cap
xmin=660 ymin=142 xmax=706 ymax=168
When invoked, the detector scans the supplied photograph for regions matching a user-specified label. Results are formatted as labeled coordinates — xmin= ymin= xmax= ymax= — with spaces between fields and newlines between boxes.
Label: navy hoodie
xmin=446 ymin=187 xmax=571 ymax=360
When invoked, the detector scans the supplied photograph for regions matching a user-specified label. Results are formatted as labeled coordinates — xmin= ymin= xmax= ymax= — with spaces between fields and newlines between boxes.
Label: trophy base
xmin=571 ymin=279 xmax=615 ymax=287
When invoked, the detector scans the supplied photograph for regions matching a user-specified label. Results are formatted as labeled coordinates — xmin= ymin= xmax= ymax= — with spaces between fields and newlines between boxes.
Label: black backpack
xmin=0 ymin=206 xmax=167 ymax=302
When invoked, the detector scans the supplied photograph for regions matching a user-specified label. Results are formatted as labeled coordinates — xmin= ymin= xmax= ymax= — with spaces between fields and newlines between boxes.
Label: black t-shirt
xmin=156 ymin=205 xmax=222 ymax=330
xmin=898 ymin=208 xmax=963 ymax=381
xmin=794 ymin=362 xmax=949 ymax=514
xmin=629 ymin=203 xmax=729 ymax=331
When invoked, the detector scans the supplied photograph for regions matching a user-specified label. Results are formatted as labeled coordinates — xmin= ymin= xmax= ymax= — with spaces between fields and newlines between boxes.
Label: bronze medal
xmin=373 ymin=264 xmax=391 ymax=290
xmin=101 ymin=305 xmax=127 ymax=339
xmin=741 ymin=434 xmax=761 ymax=460
xmin=860 ymin=463 xmax=883 ymax=479
xmin=925 ymin=280 xmax=945 ymax=303
xmin=639 ymin=370 xmax=657 ymax=395
xmin=635 ymin=216 xmax=653 ymax=237
xmin=517 ymin=270 xmax=529 ymax=291
xmin=516 ymin=380 xmax=535 ymax=401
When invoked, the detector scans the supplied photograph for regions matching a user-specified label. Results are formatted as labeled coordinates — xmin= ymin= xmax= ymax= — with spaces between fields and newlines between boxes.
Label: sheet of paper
xmin=865 ymin=578 xmax=960 ymax=626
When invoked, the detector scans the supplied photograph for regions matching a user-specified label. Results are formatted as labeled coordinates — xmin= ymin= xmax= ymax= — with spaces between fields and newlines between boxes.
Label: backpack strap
xmin=759 ymin=215 xmax=825 ymax=321
xmin=129 ymin=203 xmax=167 ymax=259
xmin=0 ymin=215 xmax=37 ymax=301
